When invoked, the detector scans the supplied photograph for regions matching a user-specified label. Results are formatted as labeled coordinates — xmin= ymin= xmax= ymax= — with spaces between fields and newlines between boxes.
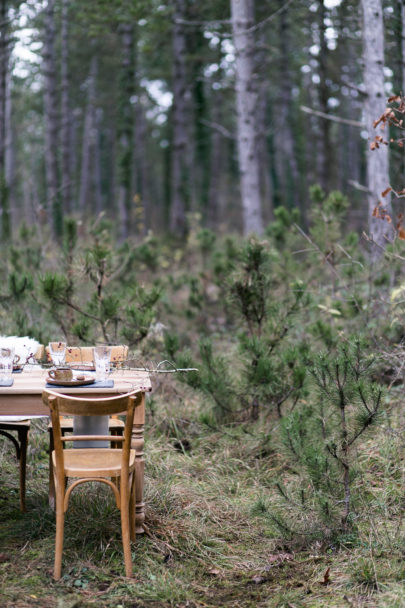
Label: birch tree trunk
xmin=60 ymin=0 xmax=72 ymax=214
xmin=170 ymin=0 xmax=188 ymax=237
xmin=0 ymin=0 xmax=10 ymax=240
xmin=231 ymin=0 xmax=263 ymax=235
xmin=361 ymin=0 xmax=393 ymax=256
xmin=43 ymin=0 xmax=61 ymax=236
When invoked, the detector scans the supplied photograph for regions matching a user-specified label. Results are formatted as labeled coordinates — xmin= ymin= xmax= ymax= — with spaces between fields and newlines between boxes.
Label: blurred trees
xmin=0 ymin=0 xmax=403 ymax=241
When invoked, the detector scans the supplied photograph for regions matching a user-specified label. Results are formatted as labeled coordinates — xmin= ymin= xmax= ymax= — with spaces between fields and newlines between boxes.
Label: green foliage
xmin=276 ymin=338 xmax=384 ymax=542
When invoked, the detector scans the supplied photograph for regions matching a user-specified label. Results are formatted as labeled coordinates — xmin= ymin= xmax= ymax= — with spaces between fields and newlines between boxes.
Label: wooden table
xmin=0 ymin=367 xmax=151 ymax=533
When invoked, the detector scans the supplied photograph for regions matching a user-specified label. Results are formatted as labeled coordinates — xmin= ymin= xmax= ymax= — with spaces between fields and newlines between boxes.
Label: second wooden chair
xmin=43 ymin=389 xmax=141 ymax=580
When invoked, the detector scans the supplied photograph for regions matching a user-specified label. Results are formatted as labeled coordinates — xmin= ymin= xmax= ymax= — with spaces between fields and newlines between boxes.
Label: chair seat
xmin=53 ymin=448 xmax=136 ymax=477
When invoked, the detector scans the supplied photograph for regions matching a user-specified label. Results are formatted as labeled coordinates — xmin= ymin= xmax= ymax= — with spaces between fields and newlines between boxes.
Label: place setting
xmin=46 ymin=342 xmax=114 ymax=388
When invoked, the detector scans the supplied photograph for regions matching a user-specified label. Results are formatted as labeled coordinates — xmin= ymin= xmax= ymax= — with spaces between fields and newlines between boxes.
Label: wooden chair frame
xmin=47 ymin=345 xmax=129 ymax=504
xmin=43 ymin=389 xmax=142 ymax=580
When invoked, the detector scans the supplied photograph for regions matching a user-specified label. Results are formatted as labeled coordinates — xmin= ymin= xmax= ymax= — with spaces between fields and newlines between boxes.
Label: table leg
xmin=131 ymin=393 xmax=145 ymax=534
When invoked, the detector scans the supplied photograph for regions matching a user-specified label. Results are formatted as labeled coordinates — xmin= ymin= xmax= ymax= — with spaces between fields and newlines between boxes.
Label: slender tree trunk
xmin=60 ymin=0 xmax=72 ymax=215
xmin=117 ymin=23 xmax=135 ymax=240
xmin=277 ymin=1 xmax=299 ymax=209
xmin=133 ymin=99 xmax=149 ymax=233
xmin=231 ymin=0 xmax=263 ymax=235
xmin=318 ymin=0 xmax=332 ymax=190
xmin=170 ymin=0 xmax=188 ymax=236
xmin=93 ymin=107 xmax=103 ymax=215
xmin=207 ymin=94 xmax=223 ymax=229
xmin=43 ymin=0 xmax=61 ymax=236
xmin=0 ymin=0 xmax=10 ymax=240
xmin=361 ymin=0 xmax=393 ymax=256
xmin=79 ymin=55 xmax=97 ymax=215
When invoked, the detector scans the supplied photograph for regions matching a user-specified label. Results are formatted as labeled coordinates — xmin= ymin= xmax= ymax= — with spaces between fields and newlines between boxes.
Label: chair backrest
xmin=42 ymin=390 xmax=141 ymax=472
xmin=45 ymin=345 xmax=129 ymax=364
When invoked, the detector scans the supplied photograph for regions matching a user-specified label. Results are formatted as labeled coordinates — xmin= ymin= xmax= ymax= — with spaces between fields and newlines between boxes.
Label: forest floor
xmin=1 ymin=375 xmax=405 ymax=608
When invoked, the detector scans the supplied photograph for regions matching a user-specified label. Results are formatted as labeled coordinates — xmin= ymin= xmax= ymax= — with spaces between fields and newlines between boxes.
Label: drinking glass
xmin=48 ymin=342 xmax=67 ymax=366
xmin=93 ymin=346 xmax=112 ymax=381
xmin=0 ymin=346 xmax=15 ymax=381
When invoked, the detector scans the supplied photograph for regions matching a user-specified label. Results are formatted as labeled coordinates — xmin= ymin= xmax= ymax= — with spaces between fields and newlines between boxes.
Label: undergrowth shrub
xmin=273 ymin=338 xmax=384 ymax=545
xmin=170 ymin=237 xmax=308 ymax=423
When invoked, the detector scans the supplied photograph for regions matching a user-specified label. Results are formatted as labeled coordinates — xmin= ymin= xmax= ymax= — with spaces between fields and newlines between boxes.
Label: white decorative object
xmin=0 ymin=335 xmax=41 ymax=365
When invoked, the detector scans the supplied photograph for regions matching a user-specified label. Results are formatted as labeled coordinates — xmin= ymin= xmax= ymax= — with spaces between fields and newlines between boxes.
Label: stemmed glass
xmin=48 ymin=342 xmax=67 ymax=367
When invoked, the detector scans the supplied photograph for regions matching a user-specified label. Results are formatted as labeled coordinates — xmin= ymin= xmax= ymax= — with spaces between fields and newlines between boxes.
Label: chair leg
xmin=120 ymin=483 xmax=133 ymax=577
xmin=54 ymin=487 xmax=65 ymax=580
xmin=18 ymin=427 xmax=28 ymax=512
xmin=48 ymin=429 xmax=55 ymax=509
xmin=129 ymin=472 xmax=136 ymax=542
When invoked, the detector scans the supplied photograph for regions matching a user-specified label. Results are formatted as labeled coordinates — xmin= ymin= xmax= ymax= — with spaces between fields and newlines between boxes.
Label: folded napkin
xmin=45 ymin=379 xmax=114 ymax=389
xmin=0 ymin=378 xmax=13 ymax=387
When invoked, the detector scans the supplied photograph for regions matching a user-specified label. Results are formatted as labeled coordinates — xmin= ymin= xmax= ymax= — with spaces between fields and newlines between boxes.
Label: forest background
xmin=2 ymin=1 xmax=405 ymax=608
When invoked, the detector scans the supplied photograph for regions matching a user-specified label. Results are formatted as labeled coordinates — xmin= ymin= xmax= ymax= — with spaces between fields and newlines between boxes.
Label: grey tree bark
xmin=93 ymin=107 xmax=103 ymax=215
xmin=133 ymin=98 xmax=149 ymax=233
xmin=231 ymin=0 xmax=263 ymax=235
xmin=170 ymin=0 xmax=188 ymax=237
xmin=117 ymin=23 xmax=135 ymax=240
xmin=276 ymin=0 xmax=299 ymax=210
xmin=0 ymin=0 xmax=10 ymax=239
xmin=318 ymin=0 xmax=332 ymax=190
xmin=60 ymin=0 xmax=72 ymax=214
xmin=43 ymin=0 xmax=62 ymax=236
xmin=79 ymin=55 xmax=97 ymax=215
xmin=361 ymin=0 xmax=393 ymax=256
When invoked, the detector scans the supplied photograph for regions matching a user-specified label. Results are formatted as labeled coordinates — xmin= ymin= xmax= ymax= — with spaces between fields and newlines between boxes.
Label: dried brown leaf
xmin=381 ymin=187 xmax=392 ymax=197
xmin=320 ymin=567 xmax=331 ymax=585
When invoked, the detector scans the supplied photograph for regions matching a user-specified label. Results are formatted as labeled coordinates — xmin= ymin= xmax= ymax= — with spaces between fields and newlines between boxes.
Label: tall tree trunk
xmin=361 ymin=0 xmax=393 ymax=256
xmin=60 ymin=0 xmax=72 ymax=215
xmin=133 ymin=98 xmax=149 ymax=233
xmin=207 ymin=93 xmax=223 ymax=229
xmin=231 ymin=0 xmax=263 ymax=235
xmin=79 ymin=55 xmax=97 ymax=215
xmin=43 ymin=0 xmax=61 ymax=236
xmin=401 ymin=0 xmax=405 ymax=91
xmin=93 ymin=107 xmax=103 ymax=215
xmin=318 ymin=0 xmax=332 ymax=190
xmin=277 ymin=1 xmax=299 ymax=210
xmin=117 ymin=23 xmax=135 ymax=241
xmin=0 ymin=0 xmax=10 ymax=240
xmin=170 ymin=0 xmax=188 ymax=236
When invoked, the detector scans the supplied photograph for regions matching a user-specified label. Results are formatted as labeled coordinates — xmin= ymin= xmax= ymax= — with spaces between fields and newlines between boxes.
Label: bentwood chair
xmin=47 ymin=345 xmax=129 ymax=503
xmin=42 ymin=389 xmax=141 ymax=580
xmin=0 ymin=344 xmax=44 ymax=511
